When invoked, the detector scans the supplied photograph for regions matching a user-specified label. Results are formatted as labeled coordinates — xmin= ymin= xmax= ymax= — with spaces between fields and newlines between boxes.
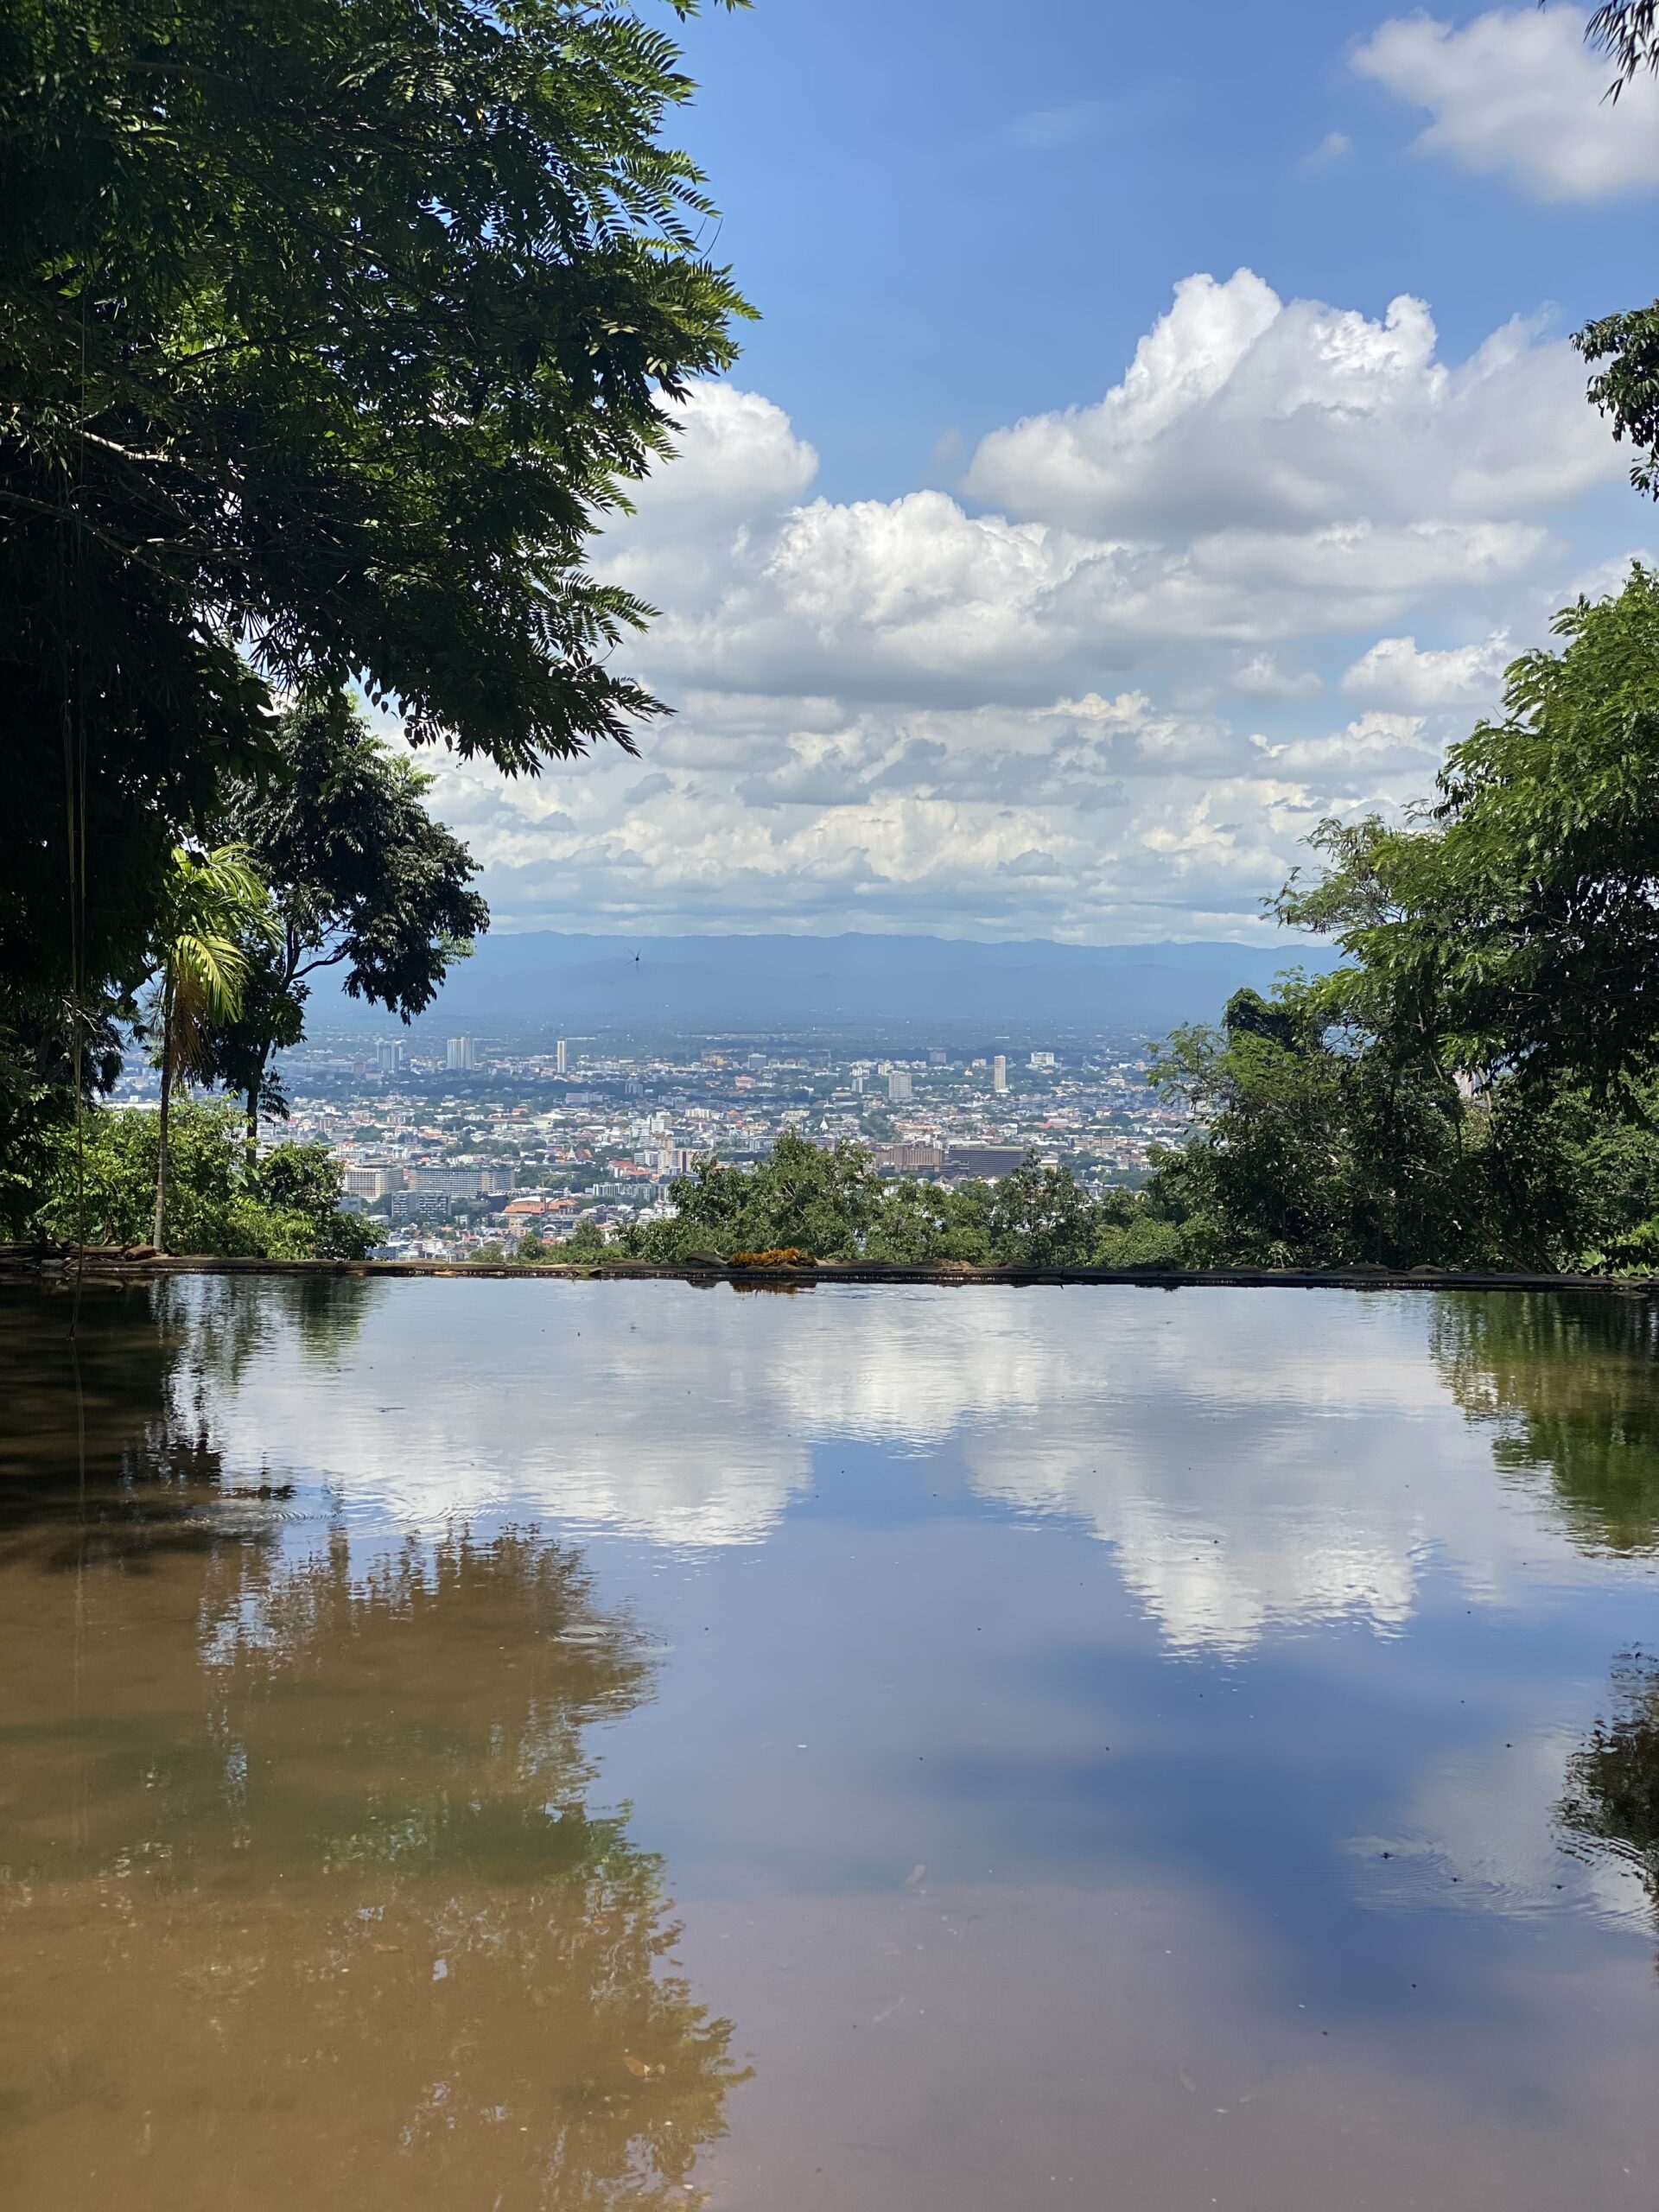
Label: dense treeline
xmin=33 ymin=1100 xmax=374 ymax=1259
xmin=580 ymin=1133 xmax=1182 ymax=1270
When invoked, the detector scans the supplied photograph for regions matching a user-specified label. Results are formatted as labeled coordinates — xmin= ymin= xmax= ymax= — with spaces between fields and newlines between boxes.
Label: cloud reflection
xmin=165 ymin=1281 xmax=1659 ymax=1656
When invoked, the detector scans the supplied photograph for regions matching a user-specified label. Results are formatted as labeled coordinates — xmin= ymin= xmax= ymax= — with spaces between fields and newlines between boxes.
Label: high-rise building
xmin=446 ymin=1035 xmax=479 ymax=1071
xmin=992 ymin=1054 xmax=1008 ymax=1094
xmin=556 ymin=1037 xmax=568 ymax=1075
xmin=887 ymin=1070 xmax=913 ymax=1103
xmin=375 ymin=1039 xmax=408 ymax=1076
xmin=1029 ymin=1050 xmax=1058 ymax=1070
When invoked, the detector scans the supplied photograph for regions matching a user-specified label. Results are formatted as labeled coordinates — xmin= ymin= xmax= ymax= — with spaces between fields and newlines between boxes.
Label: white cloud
xmin=602 ymin=340 xmax=1571 ymax=715
xmin=1341 ymin=632 xmax=1513 ymax=709
xmin=1353 ymin=7 xmax=1659 ymax=201
xmin=402 ymin=267 xmax=1623 ymax=940
xmin=626 ymin=382 xmax=818 ymax=535
xmin=961 ymin=270 xmax=1611 ymax=536
xmin=1302 ymin=129 xmax=1354 ymax=168
xmin=1230 ymin=652 xmax=1324 ymax=700
xmin=180 ymin=1281 xmax=1644 ymax=1656
xmin=1252 ymin=710 xmax=1440 ymax=780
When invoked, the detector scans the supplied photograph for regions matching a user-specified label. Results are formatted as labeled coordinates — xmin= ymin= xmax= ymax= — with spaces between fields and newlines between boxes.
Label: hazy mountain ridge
xmin=356 ymin=931 xmax=1332 ymax=1035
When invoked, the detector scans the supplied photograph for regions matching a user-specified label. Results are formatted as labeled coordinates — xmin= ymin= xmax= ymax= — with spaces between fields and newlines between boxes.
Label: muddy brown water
xmin=3 ymin=1277 xmax=1657 ymax=2209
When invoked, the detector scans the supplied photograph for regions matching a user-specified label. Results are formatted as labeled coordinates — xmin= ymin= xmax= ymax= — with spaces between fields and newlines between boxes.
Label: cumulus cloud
xmin=603 ymin=304 xmax=1581 ymax=715
xmin=1341 ymin=632 xmax=1513 ymax=709
xmin=401 ymin=267 xmax=1624 ymax=939
xmin=1353 ymin=7 xmax=1659 ymax=202
xmin=183 ymin=1281 xmax=1635 ymax=1654
xmin=1229 ymin=652 xmax=1323 ymax=700
xmin=626 ymin=383 xmax=818 ymax=536
xmin=1252 ymin=710 xmax=1439 ymax=779
xmin=961 ymin=270 xmax=1611 ymax=536
xmin=427 ymin=681 xmax=1428 ymax=941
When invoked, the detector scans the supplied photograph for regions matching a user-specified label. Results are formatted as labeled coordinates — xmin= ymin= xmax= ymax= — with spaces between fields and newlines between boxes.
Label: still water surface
xmin=3 ymin=1279 xmax=1659 ymax=2209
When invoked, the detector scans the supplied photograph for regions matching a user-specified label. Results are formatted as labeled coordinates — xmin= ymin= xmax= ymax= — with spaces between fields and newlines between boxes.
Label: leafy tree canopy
xmin=35 ymin=1098 xmax=373 ymax=1256
xmin=3 ymin=0 xmax=749 ymax=1020
xmin=614 ymin=1130 xmax=1173 ymax=1270
xmin=201 ymin=690 xmax=489 ymax=1135
xmin=1146 ymin=977 xmax=1659 ymax=1273
xmin=1279 ymin=567 xmax=1659 ymax=1103
xmin=1566 ymin=3 xmax=1659 ymax=490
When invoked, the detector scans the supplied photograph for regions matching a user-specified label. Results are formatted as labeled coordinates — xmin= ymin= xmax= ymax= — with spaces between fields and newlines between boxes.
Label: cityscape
xmin=211 ymin=1029 xmax=1192 ymax=1261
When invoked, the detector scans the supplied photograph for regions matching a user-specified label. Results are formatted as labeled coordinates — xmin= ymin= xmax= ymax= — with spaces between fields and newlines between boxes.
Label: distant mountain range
xmin=345 ymin=931 xmax=1333 ymax=1039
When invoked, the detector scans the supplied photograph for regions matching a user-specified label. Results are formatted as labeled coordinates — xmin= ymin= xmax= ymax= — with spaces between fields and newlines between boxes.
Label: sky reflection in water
xmin=2 ymin=1279 xmax=1657 ymax=2211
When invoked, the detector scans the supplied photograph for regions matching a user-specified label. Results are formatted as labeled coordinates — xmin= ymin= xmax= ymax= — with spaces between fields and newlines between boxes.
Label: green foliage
xmin=1564 ymin=7 xmax=1659 ymax=494
xmin=1579 ymin=304 xmax=1659 ymax=499
xmin=1280 ymin=569 xmax=1659 ymax=1103
xmin=201 ymin=691 xmax=489 ymax=1129
xmin=145 ymin=842 xmax=280 ymax=1244
xmin=559 ymin=1219 xmax=613 ymax=1262
xmin=5 ymin=0 xmax=750 ymax=767
xmin=984 ymin=1154 xmax=1097 ymax=1268
xmin=1124 ymin=570 xmax=1659 ymax=1274
xmin=621 ymin=1129 xmax=1151 ymax=1268
xmin=638 ymin=1132 xmax=882 ymax=1262
xmin=1 ymin=0 xmax=748 ymax=1169
xmin=150 ymin=845 xmax=276 ymax=1084
xmin=862 ymin=1177 xmax=991 ymax=1265
xmin=1142 ymin=976 xmax=1659 ymax=1272
xmin=35 ymin=1100 xmax=373 ymax=1256
xmin=1431 ymin=1294 xmax=1659 ymax=1551
xmin=1146 ymin=977 xmax=1468 ymax=1268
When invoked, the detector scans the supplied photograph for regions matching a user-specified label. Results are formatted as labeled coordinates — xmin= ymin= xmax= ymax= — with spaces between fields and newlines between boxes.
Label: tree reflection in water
xmin=0 ymin=1283 xmax=745 ymax=2212
xmin=1429 ymin=1292 xmax=1659 ymax=1553
xmin=1431 ymin=1295 xmax=1659 ymax=1937
xmin=1558 ymin=1650 xmax=1659 ymax=1932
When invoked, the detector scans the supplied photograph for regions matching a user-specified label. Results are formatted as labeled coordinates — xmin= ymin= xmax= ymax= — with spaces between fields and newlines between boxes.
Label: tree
xmin=202 ymin=691 xmax=488 ymax=1151
xmin=36 ymin=1098 xmax=373 ymax=1257
xmin=1146 ymin=977 xmax=1474 ymax=1269
xmin=1557 ymin=1651 xmax=1659 ymax=1929
xmin=864 ymin=1176 xmax=992 ymax=1265
xmin=1142 ymin=974 xmax=1659 ymax=1273
xmin=1560 ymin=3 xmax=1659 ymax=489
xmin=146 ymin=844 xmax=276 ymax=1249
xmin=1431 ymin=1293 xmax=1659 ymax=1551
xmin=2 ymin=0 xmax=749 ymax=1129
xmin=560 ymin=1218 xmax=612 ymax=1262
xmin=1279 ymin=569 xmax=1659 ymax=1104
xmin=621 ymin=1131 xmax=1160 ymax=1268
xmin=639 ymin=1132 xmax=882 ymax=1262
xmin=984 ymin=1150 xmax=1096 ymax=1268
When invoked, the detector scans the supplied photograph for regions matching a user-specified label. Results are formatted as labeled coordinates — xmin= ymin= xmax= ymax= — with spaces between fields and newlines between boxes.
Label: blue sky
xmin=424 ymin=3 xmax=1659 ymax=944
xmin=672 ymin=0 xmax=1659 ymax=493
